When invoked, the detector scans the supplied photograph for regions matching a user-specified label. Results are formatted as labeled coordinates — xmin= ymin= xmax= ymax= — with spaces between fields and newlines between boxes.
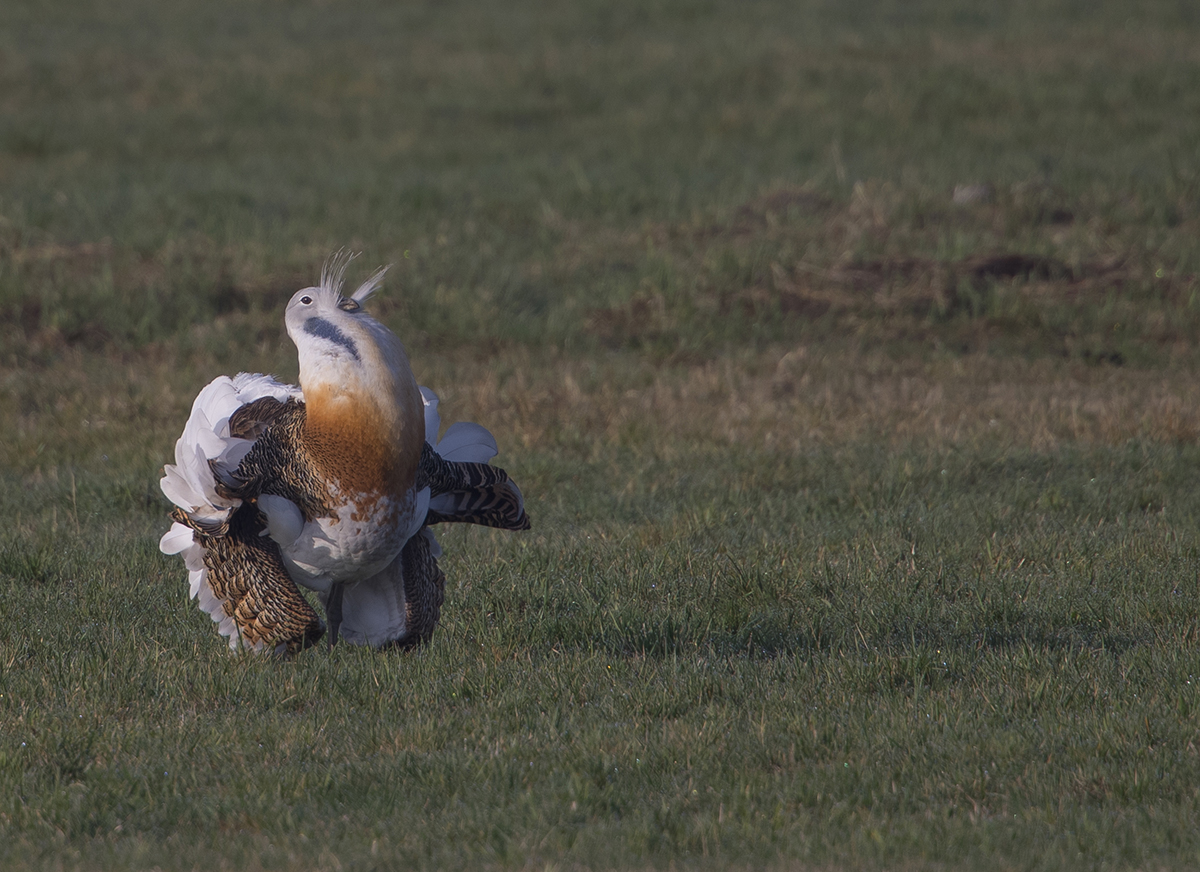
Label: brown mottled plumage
xmin=394 ymin=529 xmax=446 ymax=649
xmin=221 ymin=399 xmax=329 ymax=522
xmin=170 ymin=506 xmax=325 ymax=655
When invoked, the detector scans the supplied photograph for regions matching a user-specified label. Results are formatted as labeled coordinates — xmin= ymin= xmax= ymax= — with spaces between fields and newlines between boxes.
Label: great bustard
xmin=158 ymin=255 xmax=530 ymax=654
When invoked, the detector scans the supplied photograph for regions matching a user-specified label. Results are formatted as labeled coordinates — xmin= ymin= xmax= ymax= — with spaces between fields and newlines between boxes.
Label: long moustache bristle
xmin=320 ymin=250 xmax=389 ymax=304
xmin=351 ymin=265 xmax=390 ymax=303
xmin=319 ymin=249 xmax=357 ymax=296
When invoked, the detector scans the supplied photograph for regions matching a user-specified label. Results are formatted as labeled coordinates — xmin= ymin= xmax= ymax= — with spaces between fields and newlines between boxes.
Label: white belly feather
xmin=270 ymin=487 xmax=429 ymax=593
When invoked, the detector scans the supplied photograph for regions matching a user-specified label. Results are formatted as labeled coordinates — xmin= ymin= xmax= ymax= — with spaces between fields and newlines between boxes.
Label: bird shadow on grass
xmin=585 ymin=609 xmax=1152 ymax=666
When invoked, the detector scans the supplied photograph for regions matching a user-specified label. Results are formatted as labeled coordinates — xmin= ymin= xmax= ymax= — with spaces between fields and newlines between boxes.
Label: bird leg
xmin=326 ymin=582 xmax=345 ymax=648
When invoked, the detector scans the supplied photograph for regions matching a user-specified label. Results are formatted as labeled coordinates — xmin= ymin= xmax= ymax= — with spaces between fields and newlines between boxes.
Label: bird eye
xmin=337 ymin=298 xmax=360 ymax=312
xmin=300 ymin=295 xmax=313 ymax=305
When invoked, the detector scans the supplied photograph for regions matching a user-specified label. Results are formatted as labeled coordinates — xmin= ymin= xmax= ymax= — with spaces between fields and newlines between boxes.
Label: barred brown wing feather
xmin=172 ymin=505 xmax=325 ymax=654
xmin=386 ymin=531 xmax=446 ymax=649
xmin=418 ymin=442 xmax=509 ymax=494
xmin=425 ymin=481 xmax=530 ymax=530
xmin=419 ymin=443 xmax=531 ymax=531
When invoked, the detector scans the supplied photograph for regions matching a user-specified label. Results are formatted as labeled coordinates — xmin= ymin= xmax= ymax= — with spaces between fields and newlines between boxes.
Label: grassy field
xmin=3 ymin=0 xmax=1200 ymax=868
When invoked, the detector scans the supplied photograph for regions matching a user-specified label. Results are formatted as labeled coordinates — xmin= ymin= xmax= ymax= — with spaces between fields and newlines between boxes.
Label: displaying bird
xmin=158 ymin=254 xmax=530 ymax=654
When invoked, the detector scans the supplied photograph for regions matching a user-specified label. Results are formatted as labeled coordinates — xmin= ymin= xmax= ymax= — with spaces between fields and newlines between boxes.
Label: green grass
xmin=3 ymin=0 xmax=1200 ymax=869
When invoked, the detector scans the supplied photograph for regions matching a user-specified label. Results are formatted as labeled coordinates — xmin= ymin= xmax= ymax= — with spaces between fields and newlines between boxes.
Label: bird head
xmin=284 ymin=254 xmax=421 ymax=429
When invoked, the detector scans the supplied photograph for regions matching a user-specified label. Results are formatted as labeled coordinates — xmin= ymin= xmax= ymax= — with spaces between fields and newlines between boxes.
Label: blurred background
xmin=2 ymin=0 xmax=1197 ymax=361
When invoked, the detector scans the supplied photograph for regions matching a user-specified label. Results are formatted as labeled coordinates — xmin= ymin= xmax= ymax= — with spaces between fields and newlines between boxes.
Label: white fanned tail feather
xmin=159 ymin=373 xmax=301 ymax=650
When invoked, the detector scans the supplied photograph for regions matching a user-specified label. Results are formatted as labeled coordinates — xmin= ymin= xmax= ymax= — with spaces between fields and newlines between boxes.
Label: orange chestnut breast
xmin=302 ymin=383 xmax=422 ymax=502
